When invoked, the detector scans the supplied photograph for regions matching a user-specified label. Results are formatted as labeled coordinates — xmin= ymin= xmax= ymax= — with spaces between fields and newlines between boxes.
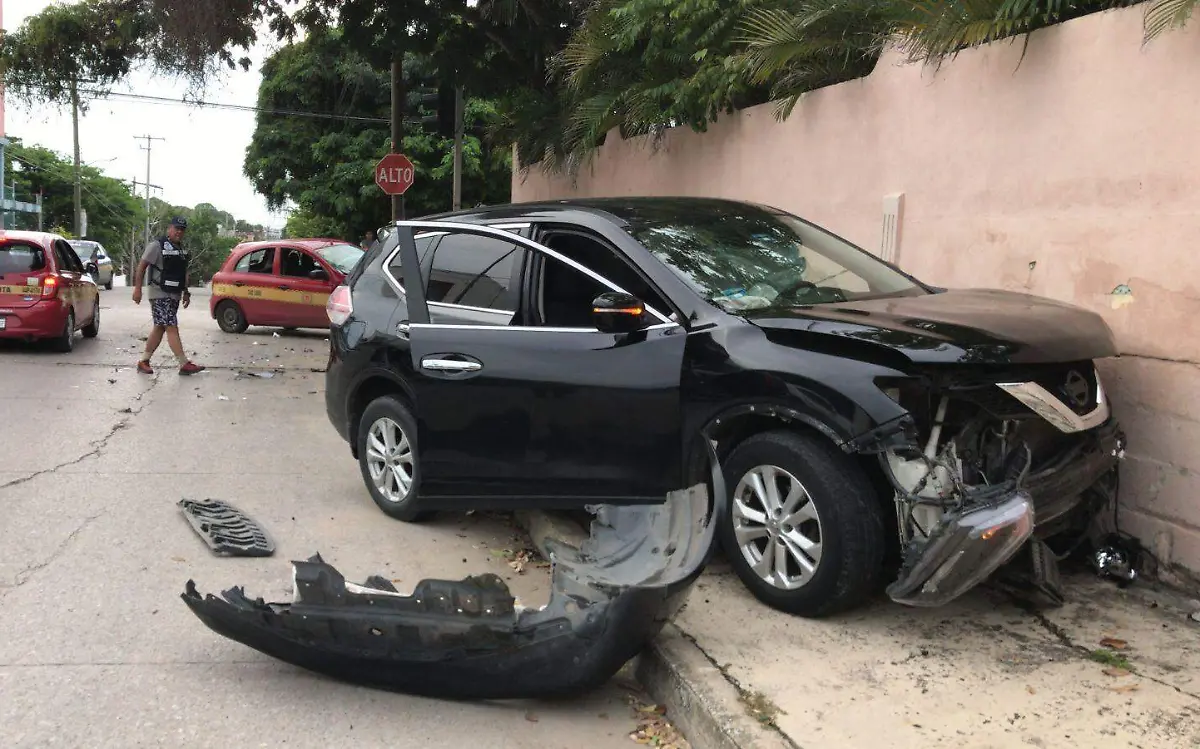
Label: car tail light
xmin=41 ymin=275 xmax=59 ymax=298
xmin=327 ymin=284 xmax=353 ymax=325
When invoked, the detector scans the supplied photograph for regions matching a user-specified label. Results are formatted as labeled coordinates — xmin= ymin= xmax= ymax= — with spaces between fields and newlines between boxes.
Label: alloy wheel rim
xmin=365 ymin=417 xmax=414 ymax=503
xmin=732 ymin=464 xmax=824 ymax=591
xmin=223 ymin=308 xmax=239 ymax=328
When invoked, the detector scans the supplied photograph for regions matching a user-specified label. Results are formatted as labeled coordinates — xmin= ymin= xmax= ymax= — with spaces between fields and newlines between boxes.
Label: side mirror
xmin=85 ymin=262 xmax=98 ymax=275
xmin=592 ymin=291 xmax=649 ymax=334
xmin=309 ymin=268 xmax=329 ymax=281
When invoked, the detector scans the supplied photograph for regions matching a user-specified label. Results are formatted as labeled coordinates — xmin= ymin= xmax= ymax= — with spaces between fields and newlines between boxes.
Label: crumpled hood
xmin=743 ymin=288 xmax=1118 ymax=365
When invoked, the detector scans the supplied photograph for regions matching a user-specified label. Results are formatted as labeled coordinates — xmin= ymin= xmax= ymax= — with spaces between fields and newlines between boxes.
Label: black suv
xmin=324 ymin=197 xmax=1124 ymax=617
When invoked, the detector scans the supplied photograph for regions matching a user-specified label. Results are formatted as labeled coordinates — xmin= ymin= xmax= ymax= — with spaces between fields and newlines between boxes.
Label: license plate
xmin=0 ymin=317 xmax=6 ymax=330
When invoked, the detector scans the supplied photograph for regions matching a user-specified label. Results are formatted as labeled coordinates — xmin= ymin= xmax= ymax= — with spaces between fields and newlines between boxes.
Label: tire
xmin=104 ymin=277 xmax=113 ymax=291
xmin=81 ymin=300 xmax=100 ymax=338
xmin=215 ymin=300 xmax=249 ymax=334
xmin=719 ymin=429 xmax=886 ymax=618
xmin=356 ymin=395 xmax=429 ymax=522
xmin=51 ymin=310 xmax=75 ymax=353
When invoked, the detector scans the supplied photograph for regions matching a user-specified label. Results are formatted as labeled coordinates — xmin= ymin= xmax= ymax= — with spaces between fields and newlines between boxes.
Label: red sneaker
xmin=179 ymin=361 xmax=206 ymax=376
xmin=136 ymin=360 xmax=153 ymax=375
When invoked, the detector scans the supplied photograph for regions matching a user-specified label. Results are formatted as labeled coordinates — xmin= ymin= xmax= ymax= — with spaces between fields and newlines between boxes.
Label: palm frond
xmin=1144 ymin=0 xmax=1200 ymax=40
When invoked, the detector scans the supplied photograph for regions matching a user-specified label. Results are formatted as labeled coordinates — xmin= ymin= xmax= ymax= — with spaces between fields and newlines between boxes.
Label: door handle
xmin=277 ymin=285 xmax=290 ymax=291
xmin=421 ymin=357 xmax=482 ymax=373
xmin=234 ymin=281 xmax=245 ymax=287
xmin=396 ymin=321 xmax=410 ymax=340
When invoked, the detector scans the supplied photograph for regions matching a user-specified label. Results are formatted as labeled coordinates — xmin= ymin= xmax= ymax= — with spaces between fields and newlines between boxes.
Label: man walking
xmin=132 ymin=217 xmax=205 ymax=375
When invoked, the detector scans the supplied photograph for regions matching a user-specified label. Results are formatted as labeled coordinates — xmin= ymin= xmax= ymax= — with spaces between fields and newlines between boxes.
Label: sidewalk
xmin=518 ymin=511 xmax=1200 ymax=749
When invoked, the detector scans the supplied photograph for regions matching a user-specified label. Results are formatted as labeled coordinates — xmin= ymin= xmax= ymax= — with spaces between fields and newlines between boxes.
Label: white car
xmin=68 ymin=240 xmax=114 ymax=290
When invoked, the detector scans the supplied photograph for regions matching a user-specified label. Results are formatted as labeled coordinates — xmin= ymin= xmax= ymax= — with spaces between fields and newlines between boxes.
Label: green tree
xmin=244 ymin=30 xmax=513 ymax=239
xmin=3 ymin=140 xmax=141 ymax=256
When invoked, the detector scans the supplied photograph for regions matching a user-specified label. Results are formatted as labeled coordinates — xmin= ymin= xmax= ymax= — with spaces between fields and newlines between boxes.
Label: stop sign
xmin=375 ymin=153 xmax=415 ymax=196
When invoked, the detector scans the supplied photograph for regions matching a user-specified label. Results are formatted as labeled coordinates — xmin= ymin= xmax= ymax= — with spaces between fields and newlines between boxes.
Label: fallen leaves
xmin=1103 ymin=667 xmax=1132 ymax=678
xmin=1108 ymin=683 xmax=1140 ymax=693
xmin=1099 ymin=637 xmax=1128 ymax=650
xmin=628 ymin=701 xmax=686 ymax=748
xmin=490 ymin=544 xmax=550 ymax=575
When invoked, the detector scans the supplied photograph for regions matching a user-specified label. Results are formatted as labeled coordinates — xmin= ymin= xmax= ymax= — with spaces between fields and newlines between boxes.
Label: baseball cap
xmin=170 ymin=216 xmax=189 ymax=229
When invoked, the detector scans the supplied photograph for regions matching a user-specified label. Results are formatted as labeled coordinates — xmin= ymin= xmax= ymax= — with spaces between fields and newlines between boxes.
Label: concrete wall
xmin=512 ymin=6 xmax=1200 ymax=582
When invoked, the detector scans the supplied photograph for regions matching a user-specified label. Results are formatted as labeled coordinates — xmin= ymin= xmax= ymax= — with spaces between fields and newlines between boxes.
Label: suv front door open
xmin=390 ymin=221 xmax=688 ymax=507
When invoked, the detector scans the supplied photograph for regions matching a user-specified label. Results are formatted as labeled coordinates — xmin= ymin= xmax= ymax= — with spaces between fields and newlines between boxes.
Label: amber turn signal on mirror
xmin=591 ymin=291 xmax=648 ymax=334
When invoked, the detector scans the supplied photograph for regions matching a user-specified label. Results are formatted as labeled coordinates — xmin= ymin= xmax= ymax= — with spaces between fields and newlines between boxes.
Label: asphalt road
xmin=0 ymin=287 xmax=653 ymax=749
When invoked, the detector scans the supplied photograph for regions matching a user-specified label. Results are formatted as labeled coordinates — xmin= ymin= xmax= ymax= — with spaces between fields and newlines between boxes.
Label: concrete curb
xmin=514 ymin=509 xmax=793 ymax=749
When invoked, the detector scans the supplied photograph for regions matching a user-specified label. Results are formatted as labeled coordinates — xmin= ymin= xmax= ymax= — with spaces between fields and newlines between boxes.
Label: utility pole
xmin=452 ymin=86 xmax=464 ymax=211
xmin=134 ymin=135 xmax=165 ymax=247
xmin=71 ymin=79 xmax=83 ymax=238
xmin=390 ymin=57 xmax=405 ymax=222
xmin=131 ymin=176 xmax=162 ymax=286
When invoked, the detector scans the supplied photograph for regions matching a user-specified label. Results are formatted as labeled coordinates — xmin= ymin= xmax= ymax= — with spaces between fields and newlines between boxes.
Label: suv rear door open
xmin=389 ymin=221 xmax=687 ymax=506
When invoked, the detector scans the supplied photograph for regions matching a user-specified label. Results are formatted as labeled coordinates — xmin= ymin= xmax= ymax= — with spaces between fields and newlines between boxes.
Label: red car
xmin=210 ymin=239 xmax=365 ymax=333
xmin=0 ymin=230 xmax=101 ymax=352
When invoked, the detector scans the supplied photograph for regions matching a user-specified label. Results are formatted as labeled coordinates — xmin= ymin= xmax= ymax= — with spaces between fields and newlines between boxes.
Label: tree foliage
xmin=244 ymin=29 xmax=513 ymax=239
xmin=3 ymin=140 xmax=141 ymax=254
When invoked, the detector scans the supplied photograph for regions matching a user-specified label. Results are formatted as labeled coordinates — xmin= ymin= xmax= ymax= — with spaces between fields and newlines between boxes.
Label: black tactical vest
xmin=154 ymin=236 xmax=189 ymax=295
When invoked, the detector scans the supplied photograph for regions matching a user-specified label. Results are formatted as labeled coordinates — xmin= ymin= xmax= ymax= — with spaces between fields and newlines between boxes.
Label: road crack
xmin=0 ymin=510 xmax=106 ymax=599
xmin=672 ymin=625 xmax=803 ymax=749
xmin=0 ymin=373 xmax=162 ymax=490
xmin=1011 ymin=594 xmax=1200 ymax=701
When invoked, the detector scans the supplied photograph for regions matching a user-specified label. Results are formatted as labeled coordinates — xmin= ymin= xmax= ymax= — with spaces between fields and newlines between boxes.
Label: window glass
xmin=617 ymin=201 xmax=923 ymax=311
xmin=315 ymin=243 xmax=364 ymax=274
xmin=425 ymin=232 xmax=520 ymax=311
xmin=280 ymin=248 xmax=321 ymax=278
xmin=536 ymin=253 xmax=613 ymax=329
xmin=235 ymin=248 xmax=275 ymax=274
xmin=0 ymin=243 xmax=47 ymax=274
xmin=387 ymin=234 xmax=439 ymax=288
xmin=56 ymin=242 xmax=84 ymax=273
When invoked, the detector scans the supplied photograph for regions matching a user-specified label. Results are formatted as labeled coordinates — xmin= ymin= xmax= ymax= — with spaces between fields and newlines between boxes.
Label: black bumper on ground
xmin=181 ymin=478 xmax=722 ymax=700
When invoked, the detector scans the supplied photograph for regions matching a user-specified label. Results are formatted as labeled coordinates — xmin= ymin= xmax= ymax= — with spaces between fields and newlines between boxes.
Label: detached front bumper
xmin=181 ymin=481 xmax=721 ymax=700
xmin=888 ymin=420 xmax=1125 ymax=608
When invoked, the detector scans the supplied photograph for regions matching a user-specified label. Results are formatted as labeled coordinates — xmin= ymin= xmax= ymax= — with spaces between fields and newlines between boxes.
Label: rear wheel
xmin=719 ymin=429 xmax=886 ymax=618
xmin=104 ymin=276 xmax=113 ymax=291
xmin=215 ymin=300 xmax=249 ymax=334
xmin=51 ymin=310 xmax=75 ymax=353
xmin=81 ymin=300 xmax=100 ymax=338
xmin=356 ymin=395 xmax=429 ymax=522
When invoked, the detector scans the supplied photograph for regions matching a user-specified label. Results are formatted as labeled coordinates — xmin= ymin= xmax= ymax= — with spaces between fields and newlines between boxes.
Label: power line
xmin=81 ymin=89 xmax=391 ymax=124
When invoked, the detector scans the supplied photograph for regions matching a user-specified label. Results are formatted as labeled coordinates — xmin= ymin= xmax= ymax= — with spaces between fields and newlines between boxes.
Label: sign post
xmin=375 ymin=153 xmax=415 ymax=201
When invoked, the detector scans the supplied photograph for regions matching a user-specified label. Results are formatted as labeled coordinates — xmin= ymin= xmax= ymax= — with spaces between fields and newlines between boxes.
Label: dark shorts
xmin=150 ymin=296 xmax=180 ymax=327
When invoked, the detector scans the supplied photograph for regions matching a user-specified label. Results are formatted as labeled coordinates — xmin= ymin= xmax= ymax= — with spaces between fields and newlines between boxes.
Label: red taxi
xmin=0 ymin=231 xmax=101 ymax=352
xmin=210 ymin=239 xmax=364 ymax=333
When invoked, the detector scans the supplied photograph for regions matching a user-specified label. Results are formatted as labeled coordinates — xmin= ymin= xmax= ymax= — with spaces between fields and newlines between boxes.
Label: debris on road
xmin=235 ymin=370 xmax=276 ymax=380
xmin=1099 ymin=637 xmax=1128 ymax=650
xmin=218 ymin=395 xmax=230 ymax=401
xmin=180 ymin=483 xmax=720 ymax=700
xmin=627 ymin=698 xmax=688 ymax=748
xmin=178 ymin=498 xmax=275 ymax=557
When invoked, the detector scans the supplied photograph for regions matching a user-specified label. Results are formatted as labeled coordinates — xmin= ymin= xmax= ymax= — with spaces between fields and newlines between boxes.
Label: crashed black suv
xmin=324 ymin=197 xmax=1124 ymax=618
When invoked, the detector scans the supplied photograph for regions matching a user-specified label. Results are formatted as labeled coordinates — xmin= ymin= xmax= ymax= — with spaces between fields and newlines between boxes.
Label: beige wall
xmin=513 ymin=6 xmax=1200 ymax=582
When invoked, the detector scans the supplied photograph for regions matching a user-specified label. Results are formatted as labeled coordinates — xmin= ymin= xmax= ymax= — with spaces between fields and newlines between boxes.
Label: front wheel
xmin=719 ymin=429 xmax=886 ymax=618
xmin=215 ymin=300 xmax=249 ymax=334
xmin=356 ymin=395 xmax=429 ymax=522
xmin=104 ymin=277 xmax=113 ymax=291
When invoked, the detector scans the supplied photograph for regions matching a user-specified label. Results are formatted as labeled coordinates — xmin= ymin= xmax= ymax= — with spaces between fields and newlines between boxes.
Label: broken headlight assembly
xmin=874 ymin=365 xmax=1124 ymax=608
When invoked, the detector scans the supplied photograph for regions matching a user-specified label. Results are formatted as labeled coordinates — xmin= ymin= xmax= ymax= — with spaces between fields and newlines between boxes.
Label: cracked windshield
xmin=626 ymin=205 xmax=924 ymax=312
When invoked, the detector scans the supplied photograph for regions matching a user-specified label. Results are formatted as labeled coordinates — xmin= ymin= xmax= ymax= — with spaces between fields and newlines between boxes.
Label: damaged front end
xmin=181 ymin=481 xmax=720 ymax=700
xmin=868 ymin=361 xmax=1126 ymax=608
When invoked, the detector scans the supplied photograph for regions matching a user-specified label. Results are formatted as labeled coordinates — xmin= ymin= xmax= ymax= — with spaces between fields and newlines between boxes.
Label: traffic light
xmin=407 ymin=83 xmax=456 ymax=137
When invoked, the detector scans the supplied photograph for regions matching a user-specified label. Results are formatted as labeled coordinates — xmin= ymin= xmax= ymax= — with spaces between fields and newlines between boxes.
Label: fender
xmin=343 ymin=365 xmax=418 ymax=459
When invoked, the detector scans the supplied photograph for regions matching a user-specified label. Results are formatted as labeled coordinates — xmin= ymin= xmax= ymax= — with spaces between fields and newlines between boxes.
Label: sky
xmin=2 ymin=0 xmax=291 ymax=229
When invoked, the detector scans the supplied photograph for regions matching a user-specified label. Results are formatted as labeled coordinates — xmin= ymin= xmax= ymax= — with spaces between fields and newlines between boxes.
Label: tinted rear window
xmin=0 ymin=243 xmax=47 ymax=274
